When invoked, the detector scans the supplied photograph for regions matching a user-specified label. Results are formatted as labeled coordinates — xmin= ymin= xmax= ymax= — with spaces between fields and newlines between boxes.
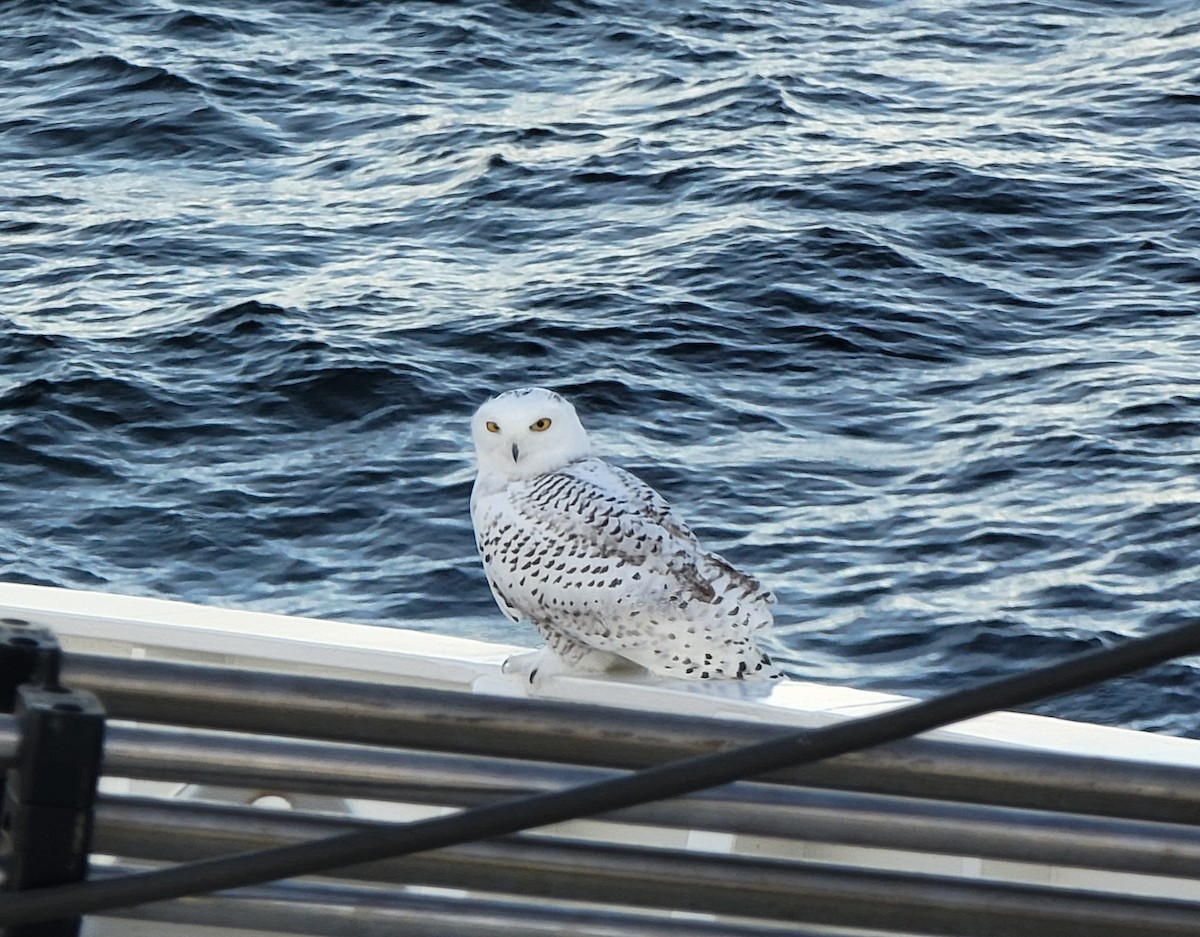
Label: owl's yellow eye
xmin=485 ymin=421 xmax=500 ymax=433
xmin=530 ymin=417 xmax=552 ymax=432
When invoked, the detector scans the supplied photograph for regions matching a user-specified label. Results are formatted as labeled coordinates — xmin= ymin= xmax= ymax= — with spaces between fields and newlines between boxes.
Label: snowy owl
xmin=470 ymin=387 xmax=778 ymax=683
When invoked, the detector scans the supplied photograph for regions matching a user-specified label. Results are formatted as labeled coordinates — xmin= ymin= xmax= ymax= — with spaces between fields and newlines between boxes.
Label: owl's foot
xmin=502 ymin=645 xmax=643 ymax=688
xmin=501 ymin=647 xmax=558 ymax=686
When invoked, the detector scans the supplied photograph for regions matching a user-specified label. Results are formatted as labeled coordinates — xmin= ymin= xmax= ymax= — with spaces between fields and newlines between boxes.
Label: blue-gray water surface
xmin=3 ymin=0 xmax=1199 ymax=736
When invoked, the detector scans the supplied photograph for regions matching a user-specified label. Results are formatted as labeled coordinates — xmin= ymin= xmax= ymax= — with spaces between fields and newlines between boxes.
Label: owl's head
xmin=472 ymin=387 xmax=591 ymax=480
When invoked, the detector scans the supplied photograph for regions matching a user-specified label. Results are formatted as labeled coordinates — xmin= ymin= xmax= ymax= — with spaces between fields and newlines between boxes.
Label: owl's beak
xmin=511 ymin=442 xmax=520 ymax=462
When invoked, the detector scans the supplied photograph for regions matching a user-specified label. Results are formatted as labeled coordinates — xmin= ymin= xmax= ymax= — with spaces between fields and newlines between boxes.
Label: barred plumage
xmin=470 ymin=387 xmax=777 ymax=683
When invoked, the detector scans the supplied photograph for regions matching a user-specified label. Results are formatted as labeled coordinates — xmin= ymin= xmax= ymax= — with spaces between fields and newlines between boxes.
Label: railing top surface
xmin=2 ymin=580 xmax=1199 ymax=771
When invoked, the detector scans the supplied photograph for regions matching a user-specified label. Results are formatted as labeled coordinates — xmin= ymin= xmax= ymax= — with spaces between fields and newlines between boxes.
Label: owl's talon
xmin=503 ymin=648 xmax=553 ymax=687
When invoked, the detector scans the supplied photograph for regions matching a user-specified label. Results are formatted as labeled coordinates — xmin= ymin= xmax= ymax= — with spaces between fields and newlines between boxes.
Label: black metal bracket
xmin=0 ymin=620 xmax=105 ymax=937
xmin=0 ymin=621 xmax=61 ymax=714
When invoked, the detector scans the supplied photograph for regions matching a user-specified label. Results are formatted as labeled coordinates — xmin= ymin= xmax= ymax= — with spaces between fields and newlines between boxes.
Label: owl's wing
xmin=519 ymin=457 xmax=767 ymax=605
xmin=475 ymin=456 xmax=775 ymax=678
xmin=592 ymin=461 xmax=701 ymax=544
xmin=585 ymin=459 xmax=772 ymax=600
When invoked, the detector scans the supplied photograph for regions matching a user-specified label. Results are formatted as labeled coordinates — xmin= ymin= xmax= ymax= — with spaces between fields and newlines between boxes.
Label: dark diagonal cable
xmin=1 ymin=618 xmax=1199 ymax=926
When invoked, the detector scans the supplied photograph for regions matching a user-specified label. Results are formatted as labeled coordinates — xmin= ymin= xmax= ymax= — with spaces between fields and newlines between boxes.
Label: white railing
xmin=0 ymin=582 xmax=1198 ymax=936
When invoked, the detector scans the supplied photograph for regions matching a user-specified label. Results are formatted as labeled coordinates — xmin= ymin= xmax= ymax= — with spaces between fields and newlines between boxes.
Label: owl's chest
xmin=475 ymin=499 xmax=663 ymax=612
xmin=474 ymin=498 xmax=589 ymax=579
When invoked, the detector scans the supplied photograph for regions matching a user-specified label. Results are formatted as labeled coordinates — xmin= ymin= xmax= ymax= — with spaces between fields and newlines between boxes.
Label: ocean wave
xmin=2 ymin=0 xmax=1198 ymax=736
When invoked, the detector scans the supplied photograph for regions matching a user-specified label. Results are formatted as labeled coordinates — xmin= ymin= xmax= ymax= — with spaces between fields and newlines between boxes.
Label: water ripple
xmin=2 ymin=0 xmax=1199 ymax=736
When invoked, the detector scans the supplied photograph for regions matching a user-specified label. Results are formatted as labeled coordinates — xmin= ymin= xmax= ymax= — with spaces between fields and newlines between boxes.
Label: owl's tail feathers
xmin=720 ymin=587 xmax=782 ymax=680
xmin=728 ymin=637 xmax=783 ymax=681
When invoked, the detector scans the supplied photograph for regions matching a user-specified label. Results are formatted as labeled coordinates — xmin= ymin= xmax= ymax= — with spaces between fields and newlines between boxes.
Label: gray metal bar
xmin=92 ymin=796 xmax=1200 ymax=937
xmin=0 ymin=667 xmax=1190 ymax=882
xmin=93 ymin=867 xmax=820 ymax=936
xmin=63 ymin=652 xmax=1200 ymax=823
xmin=0 ymin=715 xmax=16 ymax=763
xmin=93 ymin=722 xmax=1200 ymax=880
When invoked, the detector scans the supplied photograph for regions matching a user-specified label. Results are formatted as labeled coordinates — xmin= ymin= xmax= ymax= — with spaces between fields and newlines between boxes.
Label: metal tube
xmin=94 ymin=722 xmax=1200 ymax=880
xmin=2 ymin=662 xmax=1193 ymax=882
xmin=94 ymin=868 xmax=814 ymax=936
xmin=92 ymin=797 xmax=1200 ymax=937
xmin=63 ymin=652 xmax=1200 ymax=823
xmin=0 ymin=715 xmax=17 ymax=763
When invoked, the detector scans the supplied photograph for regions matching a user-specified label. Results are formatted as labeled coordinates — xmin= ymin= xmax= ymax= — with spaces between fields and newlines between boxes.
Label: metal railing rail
xmin=62 ymin=652 xmax=1200 ymax=823
xmin=47 ymin=722 xmax=1200 ymax=880
xmin=94 ymin=867 xmax=816 ymax=937
xmin=91 ymin=796 xmax=1200 ymax=937
xmin=0 ymin=619 xmax=1194 ymax=933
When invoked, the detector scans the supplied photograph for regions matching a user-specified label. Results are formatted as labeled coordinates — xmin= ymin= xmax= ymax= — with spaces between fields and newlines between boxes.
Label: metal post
xmin=0 ymin=620 xmax=60 ymax=714
xmin=1 ymin=686 xmax=106 ymax=937
xmin=0 ymin=619 xmax=64 ymax=834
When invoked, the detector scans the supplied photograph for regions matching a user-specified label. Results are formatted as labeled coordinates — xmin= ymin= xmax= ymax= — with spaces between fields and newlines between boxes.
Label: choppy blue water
xmin=3 ymin=0 xmax=1199 ymax=736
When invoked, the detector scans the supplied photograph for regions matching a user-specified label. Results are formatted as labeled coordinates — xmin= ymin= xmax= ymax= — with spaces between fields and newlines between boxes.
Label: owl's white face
xmin=472 ymin=387 xmax=592 ymax=482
